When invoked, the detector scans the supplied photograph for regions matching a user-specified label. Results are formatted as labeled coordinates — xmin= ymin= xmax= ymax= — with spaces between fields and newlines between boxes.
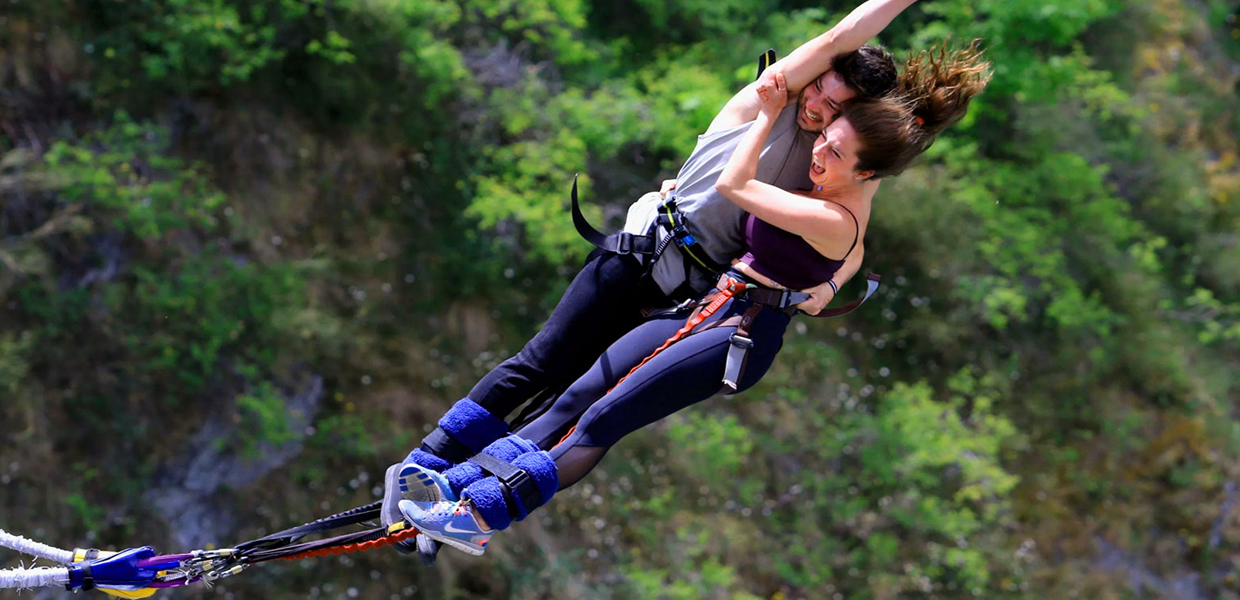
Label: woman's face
xmin=809 ymin=118 xmax=863 ymax=187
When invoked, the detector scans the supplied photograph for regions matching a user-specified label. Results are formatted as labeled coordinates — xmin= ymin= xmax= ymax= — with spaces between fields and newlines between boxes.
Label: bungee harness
xmin=0 ymin=502 xmax=420 ymax=594
xmin=572 ymin=176 xmax=881 ymax=319
xmin=569 ymin=46 xmax=881 ymax=396
xmin=612 ymin=270 xmax=881 ymax=397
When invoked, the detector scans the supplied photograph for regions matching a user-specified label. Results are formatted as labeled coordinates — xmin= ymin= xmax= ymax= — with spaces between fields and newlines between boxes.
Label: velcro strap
xmin=722 ymin=334 xmax=753 ymax=392
xmin=421 ymin=427 xmax=474 ymax=464
xmin=469 ymin=452 xmax=543 ymax=517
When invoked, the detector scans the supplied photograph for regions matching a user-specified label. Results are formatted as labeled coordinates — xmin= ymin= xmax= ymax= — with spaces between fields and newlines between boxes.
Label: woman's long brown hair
xmin=846 ymin=39 xmax=993 ymax=179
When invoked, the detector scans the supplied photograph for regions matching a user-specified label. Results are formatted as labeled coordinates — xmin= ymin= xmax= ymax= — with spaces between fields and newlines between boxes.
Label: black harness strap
xmin=80 ymin=565 xmax=95 ymax=591
xmin=757 ymin=48 xmax=777 ymax=80
xmin=421 ymin=427 xmax=475 ymax=464
xmin=468 ymin=452 xmax=544 ymax=519
xmin=571 ymin=176 xmax=659 ymax=256
xmin=235 ymin=502 xmax=383 ymax=553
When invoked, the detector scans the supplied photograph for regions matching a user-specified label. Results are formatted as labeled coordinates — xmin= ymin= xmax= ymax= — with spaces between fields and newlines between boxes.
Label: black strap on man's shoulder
xmin=757 ymin=48 xmax=777 ymax=80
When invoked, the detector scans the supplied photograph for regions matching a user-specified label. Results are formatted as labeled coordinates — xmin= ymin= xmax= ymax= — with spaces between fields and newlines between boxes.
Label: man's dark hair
xmin=831 ymin=44 xmax=897 ymax=98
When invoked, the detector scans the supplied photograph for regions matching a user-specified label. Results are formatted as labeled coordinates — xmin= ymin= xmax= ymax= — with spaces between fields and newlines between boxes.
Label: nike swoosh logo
xmin=443 ymin=522 xmax=477 ymax=535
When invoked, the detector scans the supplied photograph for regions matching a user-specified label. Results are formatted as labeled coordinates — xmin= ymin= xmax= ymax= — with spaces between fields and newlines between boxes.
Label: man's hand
xmin=659 ymin=179 xmax=677 ymax=199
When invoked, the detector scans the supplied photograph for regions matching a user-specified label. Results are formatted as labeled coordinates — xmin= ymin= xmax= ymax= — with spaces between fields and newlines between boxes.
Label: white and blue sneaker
xmin=399 ymin=499 xmax=494 ymax=556
xmin=382 ymin=462 xmax=456 ymax=564
xmin=398 ymin=462 xmax=457 ymax=502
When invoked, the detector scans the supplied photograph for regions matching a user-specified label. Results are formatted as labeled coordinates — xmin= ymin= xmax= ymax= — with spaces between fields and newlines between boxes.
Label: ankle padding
xmin=419 ymin=398 xmax=508 ymax=464
xmin=459 ymin=449 xmax=558 ymax=530
xmin=461 ymin=478 xmax=513 ymax=531
xmin=508 ymin=450 xmax=558 ymax=517
xmin=402 ymin=448 xmax=452 ymax=474
xmin=444 ymin=435 xmax=537 ymax=496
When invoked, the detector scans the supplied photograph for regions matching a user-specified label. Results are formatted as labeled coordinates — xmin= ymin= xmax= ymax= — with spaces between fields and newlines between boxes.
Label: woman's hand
xmin=796 ymin=279 xmax=836 ymax=315
xmin=755 ymin=71 xmax=789 ymax=119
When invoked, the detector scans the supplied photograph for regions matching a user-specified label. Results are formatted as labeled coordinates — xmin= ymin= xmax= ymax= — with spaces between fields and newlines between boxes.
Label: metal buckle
xmin=616 ymin=232 xmax=633 ymax=254
xmin=501 ymin=468 xmax=542 ymax=510
xmin=728 ymin=333 xmax=754 ymax=349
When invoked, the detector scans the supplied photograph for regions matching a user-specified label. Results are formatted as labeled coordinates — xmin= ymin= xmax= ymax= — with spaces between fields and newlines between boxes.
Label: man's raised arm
xmin=708 ymin=0 xmax=918 ymax=134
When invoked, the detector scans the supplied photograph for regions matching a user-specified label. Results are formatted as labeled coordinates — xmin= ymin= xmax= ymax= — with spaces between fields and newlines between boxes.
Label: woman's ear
xmin=855 ymin=170 xmax=875 ymax=181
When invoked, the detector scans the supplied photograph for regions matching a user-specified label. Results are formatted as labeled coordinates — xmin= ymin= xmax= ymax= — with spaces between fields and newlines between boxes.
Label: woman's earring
xmin=816 ymin=186 xmax=822 ymax=191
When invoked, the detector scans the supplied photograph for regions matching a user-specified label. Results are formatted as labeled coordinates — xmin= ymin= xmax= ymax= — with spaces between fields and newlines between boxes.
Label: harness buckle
xmin=498 ymin=468 xmax=542 ymax=512
xmin=616 ymin=232 xmax=633 ymax=254
xmin=728 ymin=333 xmax=754 ymax=349
xmin=716 ymin=274 xmax=749 ymax=295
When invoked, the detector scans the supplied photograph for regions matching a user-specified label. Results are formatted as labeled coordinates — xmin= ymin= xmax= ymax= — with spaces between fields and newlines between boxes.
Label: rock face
xmin=144 ymin=374 xmax=324 ymax=550
xmin=1094 ymin=537 xmax=1210 ymax=600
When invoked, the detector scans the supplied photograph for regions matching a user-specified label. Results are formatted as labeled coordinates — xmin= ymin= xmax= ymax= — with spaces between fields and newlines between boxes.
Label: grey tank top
xmin=623 ymin=103 xmax=816 ymax=295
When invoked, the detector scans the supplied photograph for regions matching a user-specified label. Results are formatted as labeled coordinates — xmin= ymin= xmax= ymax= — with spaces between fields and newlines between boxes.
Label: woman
xmin=397 ymin=42 xmax=994 ymax=556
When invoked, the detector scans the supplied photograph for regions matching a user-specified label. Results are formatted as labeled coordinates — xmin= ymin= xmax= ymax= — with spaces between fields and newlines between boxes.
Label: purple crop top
xmin=737 ymin=204 xmax=859 ymax=290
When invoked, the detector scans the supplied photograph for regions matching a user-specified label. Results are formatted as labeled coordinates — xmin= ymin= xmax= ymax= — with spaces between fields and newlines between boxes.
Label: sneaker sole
xmin=398 ymin=463 xmax=445 ymax=503
xmin=410 ymin=527 xmax=488 ymax=557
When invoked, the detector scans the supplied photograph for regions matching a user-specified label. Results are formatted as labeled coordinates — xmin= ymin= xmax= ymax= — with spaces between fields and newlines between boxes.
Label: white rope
xmin=0 ymin=529 xmax=75 ymax=564
xmin=0 ymin=566 xmax=70 ymax=589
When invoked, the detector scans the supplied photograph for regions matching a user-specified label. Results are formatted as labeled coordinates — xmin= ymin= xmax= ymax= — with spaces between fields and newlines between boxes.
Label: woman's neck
xmin=810 ymin=178 xmax=865 ymax=205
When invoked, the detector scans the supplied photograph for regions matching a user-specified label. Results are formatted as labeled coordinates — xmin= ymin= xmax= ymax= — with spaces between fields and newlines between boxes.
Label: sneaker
xmin=399 ymin=462 xmax=457 ymax=503
xmin=399 ymin=499 xmax=493 ymax=557
xmin=382 ymin=462 xmax=454 ymax=561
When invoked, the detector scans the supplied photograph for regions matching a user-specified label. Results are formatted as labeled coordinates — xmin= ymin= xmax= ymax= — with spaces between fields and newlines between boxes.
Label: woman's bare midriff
xmin=730 ymin=259 xmax=786 ymax=289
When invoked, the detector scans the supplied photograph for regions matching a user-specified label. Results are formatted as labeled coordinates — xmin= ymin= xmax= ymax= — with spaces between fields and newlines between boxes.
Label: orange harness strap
xmin=275 ymin=527 xmax=420 ymax=562
xmin=607 ymin=277 xmax=747 ymax=394
xmin=554 ymin=278 xmax=748 ymax=450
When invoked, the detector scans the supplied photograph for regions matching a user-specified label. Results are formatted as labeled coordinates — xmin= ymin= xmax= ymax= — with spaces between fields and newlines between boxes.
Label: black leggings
xmin=515 ymin=297 xmax=791 ymax=489
xmin=467 ymin=249 xmax=671 ymax=423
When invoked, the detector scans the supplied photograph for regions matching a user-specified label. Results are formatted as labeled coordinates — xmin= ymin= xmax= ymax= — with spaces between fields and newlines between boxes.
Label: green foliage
xmin=234 ymin=381 xmax=297 ymax=457
xmin=62 ymin=492 xmax=107 ymax=532
xmin=310 ymin=412 xmax=378 ymax=458
xmin=42 ymin=113 xmax=223 ymax=239
xmin=0 ymin=332 xmax=32 ymax=392
xmin=666 ymin=412 xmax=755 ymax=480
xmin=116 ymin=255 xmax=303 ymax=399
xmin=5 ymin=1 xmax=1240 ymax=599
xmin=83 ymin=0 xmax=286 ymax=96
xmin=23 ymin=115 xmax=305 ymax=403
xmin=625 ymin=555 xmax=763 ymax=600
xmin=780 ymin=377 xmax=1020 ymax=596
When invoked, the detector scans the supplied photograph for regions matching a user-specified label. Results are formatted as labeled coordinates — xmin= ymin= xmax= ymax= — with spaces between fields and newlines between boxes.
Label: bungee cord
xmin=0 ymin=502 xmax=420 ymax=595
xmin=0 ymin=564 xmax=71 ymax=590
xmin=0 ymin=529 xmax=75 ymax=564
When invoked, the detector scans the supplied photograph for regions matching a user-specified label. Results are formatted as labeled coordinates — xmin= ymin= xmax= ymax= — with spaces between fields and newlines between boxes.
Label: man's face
xmin=796 ymin=70 xmax=857 ymax=132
